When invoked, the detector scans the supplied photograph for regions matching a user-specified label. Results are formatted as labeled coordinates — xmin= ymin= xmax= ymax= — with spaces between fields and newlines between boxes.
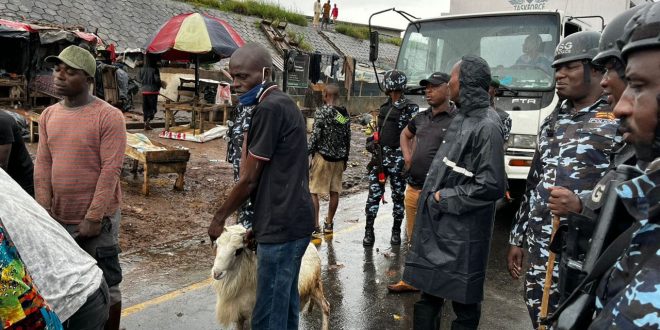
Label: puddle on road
xmin=120 ymin=236 xmax=216 ymax=307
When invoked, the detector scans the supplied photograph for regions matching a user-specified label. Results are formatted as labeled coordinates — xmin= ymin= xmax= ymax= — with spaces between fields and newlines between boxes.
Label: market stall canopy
xmin=0 ymin=19 xmax=43 ymax=39
xmin=0 ymin=18 xmax=103 ymax=45
xmin=39 ymin=30 xmax=103 ymax=45
xmin=73 ymin=31 xmax=103 ymax=45
xmin=144 ymin=12 xmax=245 ymax=63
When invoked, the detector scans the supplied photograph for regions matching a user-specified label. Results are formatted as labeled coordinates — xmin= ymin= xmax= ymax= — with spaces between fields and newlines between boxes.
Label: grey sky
xmin=266 ymin=0 xmax=450 ymax=30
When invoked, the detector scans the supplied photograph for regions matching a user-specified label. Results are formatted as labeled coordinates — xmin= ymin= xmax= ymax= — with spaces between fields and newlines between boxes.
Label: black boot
xmin=390 ymin=220 xmax=402 ymax=245
xmin=363 ymin=217 xmax=375 ymax=246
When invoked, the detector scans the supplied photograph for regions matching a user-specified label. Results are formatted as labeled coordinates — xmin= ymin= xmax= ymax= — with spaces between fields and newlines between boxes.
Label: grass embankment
xmin=335 ymin=23 xmax=402 ymax=46
xmin=182 ymin=0 xmax=307 ymax=26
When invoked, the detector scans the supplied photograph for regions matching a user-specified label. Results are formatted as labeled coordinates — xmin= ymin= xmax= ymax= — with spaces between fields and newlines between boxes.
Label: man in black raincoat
xmin=403 ymin=56 xmax=506 ymax=329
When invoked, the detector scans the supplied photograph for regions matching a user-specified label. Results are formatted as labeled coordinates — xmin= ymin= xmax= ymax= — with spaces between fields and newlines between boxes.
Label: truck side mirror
xmin=369 ymin=31 xmax=379 ymax=62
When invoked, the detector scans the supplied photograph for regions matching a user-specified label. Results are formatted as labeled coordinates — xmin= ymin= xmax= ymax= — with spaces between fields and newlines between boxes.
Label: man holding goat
xmin=208 ymin=42 xmax=315 ymax=330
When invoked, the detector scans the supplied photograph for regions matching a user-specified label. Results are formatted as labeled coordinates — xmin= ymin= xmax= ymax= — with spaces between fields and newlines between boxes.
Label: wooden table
xmin=125 ymin=140 xmax=191 ymax=196
xmin=5 ymin=109 xmax=41 ymax=143
xmin=162 ymin=100 xmax=227 ymax=134
xmin=0 ymin=76 xmax=27 ymax=104
xmin=7 ymin=109 xmax=191 ymax=195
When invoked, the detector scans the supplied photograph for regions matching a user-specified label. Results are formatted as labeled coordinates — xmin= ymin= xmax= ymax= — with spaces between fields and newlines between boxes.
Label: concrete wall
xmin=344 ymin=96 xmax=387 ymax=115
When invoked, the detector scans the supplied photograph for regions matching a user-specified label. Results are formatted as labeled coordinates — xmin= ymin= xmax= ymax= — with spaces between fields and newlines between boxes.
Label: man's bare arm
xmin=400 ymin=127 xmax=415 ymax=169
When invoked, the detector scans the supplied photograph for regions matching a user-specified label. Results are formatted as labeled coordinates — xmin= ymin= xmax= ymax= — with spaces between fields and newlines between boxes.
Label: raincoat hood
xmin=458 ymin=55 xmax=491 ymax=113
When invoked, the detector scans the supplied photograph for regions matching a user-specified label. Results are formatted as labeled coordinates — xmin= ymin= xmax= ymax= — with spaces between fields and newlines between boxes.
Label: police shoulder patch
xmin=591 ymin=183 xmax=607 ymax=203
xmin=595 ymin=112 xmax=615 ymax=120
xmin=588 ymin=118 xmax=618 ymax=125
xmin=334 ymin=112 xmax=349 ymax=125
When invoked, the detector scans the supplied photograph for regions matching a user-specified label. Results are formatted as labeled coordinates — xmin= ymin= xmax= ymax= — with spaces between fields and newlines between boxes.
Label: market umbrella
xmin=144 ymin=12 xmax=244 ymax=95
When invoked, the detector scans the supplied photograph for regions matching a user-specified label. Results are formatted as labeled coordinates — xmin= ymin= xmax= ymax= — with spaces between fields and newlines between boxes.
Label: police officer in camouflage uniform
xmin=363 ymin=70 xmax=418 ymax=246
xmin=547 ymin=5 xmax=650 ymax=213
xmin=588 ymin=4 xmax=660 ymax=327
xmin=507 ymin=31 xmax=622 ymax=328
xmin=545 ymin=4 xmax=648 ymax=302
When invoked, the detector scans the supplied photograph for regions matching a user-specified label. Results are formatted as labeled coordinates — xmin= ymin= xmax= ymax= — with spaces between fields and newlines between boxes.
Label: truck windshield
xmin=397 ymin=14 xmax=559 ymax=90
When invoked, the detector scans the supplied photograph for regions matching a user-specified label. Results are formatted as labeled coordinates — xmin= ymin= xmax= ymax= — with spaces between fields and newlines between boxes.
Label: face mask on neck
xmin=238 ymin=67 xmax=269 ymax=106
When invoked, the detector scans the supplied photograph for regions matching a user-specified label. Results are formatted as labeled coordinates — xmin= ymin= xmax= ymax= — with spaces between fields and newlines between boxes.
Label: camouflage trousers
xmin=524 ymin=245 xmax=561 ymax=329
xmin=364 ymin=150 xmax=405 ymax=224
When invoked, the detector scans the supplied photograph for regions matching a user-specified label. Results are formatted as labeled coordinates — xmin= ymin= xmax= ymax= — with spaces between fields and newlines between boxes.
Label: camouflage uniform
xmin=590 ymin=159 xmax=660 ymax=329
xmin=509 ymin=97 xmax=621 ymax=328
xmin=365 ymin=97 xmax=418 ymax=231
xmin=308 ymin=104 xmax=351 ymax=161
xmin=226 ymin=103 xmax=255 ymax=228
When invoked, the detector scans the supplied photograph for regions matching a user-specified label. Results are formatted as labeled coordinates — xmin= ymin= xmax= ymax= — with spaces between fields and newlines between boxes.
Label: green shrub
xmin=335 ymin=23 xmax=370 ymax=40
xmin=334 ymin=23 xmax=402 ymax=46
xmin=287 ymin=31 xmax=313 ymax=52
xmin=381 ymin=36 xmax=402 ymax=46
xmin=181 ymin=0 xmax=308 ymax=26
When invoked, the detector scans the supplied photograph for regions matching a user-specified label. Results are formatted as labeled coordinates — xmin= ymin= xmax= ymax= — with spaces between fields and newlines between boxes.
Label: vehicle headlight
xmin=510 ymin=134 xmax=537 ymax=149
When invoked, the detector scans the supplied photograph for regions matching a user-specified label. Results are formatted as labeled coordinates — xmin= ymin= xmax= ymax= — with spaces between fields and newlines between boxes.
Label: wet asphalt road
xmin=120 ymin=189 xmax=532 ymax=329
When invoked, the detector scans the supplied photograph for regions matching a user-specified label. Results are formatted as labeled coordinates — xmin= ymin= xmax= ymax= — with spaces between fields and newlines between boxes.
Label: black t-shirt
xmin=0 ymin=111 xmax=34 ymax=196
xmin=407 ymin=108 xmax=455 ymax=189
xmin=247 ymin=89 xmax=315 ymax=243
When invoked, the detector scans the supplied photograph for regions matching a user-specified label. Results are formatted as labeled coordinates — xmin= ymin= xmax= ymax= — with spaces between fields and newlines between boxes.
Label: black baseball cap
xmin=419 ymin=72 xmax=450 ymax=86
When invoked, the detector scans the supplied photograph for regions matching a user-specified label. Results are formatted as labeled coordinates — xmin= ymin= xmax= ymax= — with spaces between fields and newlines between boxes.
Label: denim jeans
xmin=252 ymin=236 xmax=311 ymax=330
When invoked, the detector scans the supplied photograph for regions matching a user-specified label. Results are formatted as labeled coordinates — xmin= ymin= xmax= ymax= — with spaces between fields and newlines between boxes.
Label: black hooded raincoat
xmin=403 ymin=56 xmax=506 ymax=304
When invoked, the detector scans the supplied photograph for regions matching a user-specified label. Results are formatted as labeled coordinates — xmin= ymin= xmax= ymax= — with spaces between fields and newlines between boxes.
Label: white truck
xmin=391 ymin=0 xmax=640 ymax=192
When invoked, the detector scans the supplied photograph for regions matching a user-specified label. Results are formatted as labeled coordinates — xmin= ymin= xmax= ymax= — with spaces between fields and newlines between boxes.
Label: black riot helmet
xmin=552 ymin=31 xmax=601 ymax=68
xmin=620 ymin=2 xmax=660 ymax=61
xmin=383 ymin=70 xmax=407 ymax=93
xmin=593 ymin=4 xmax=649 ymax=71
xmin=553 ymin=31 xmax=603 ymax=85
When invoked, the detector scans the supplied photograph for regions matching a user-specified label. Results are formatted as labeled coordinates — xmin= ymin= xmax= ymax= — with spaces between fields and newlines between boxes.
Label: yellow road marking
xmin=122 ymin=216 xmax=371 ymax=316
xmin=122 ymin=278 xmax=214 ymax=317
xmin=333 ymin=221 xmax=363 ymax=235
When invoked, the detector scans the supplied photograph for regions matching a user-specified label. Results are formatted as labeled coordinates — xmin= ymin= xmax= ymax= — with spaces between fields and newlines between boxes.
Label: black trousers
xmin=142 ymin=94 xmax=158 ymax=122
xmin=413 ymin=292 xmax=481 ymax=330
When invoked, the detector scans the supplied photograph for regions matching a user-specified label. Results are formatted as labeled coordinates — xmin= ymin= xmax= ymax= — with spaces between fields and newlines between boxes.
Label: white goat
xmin=211 ymin=225 xmax=330 ymax=330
